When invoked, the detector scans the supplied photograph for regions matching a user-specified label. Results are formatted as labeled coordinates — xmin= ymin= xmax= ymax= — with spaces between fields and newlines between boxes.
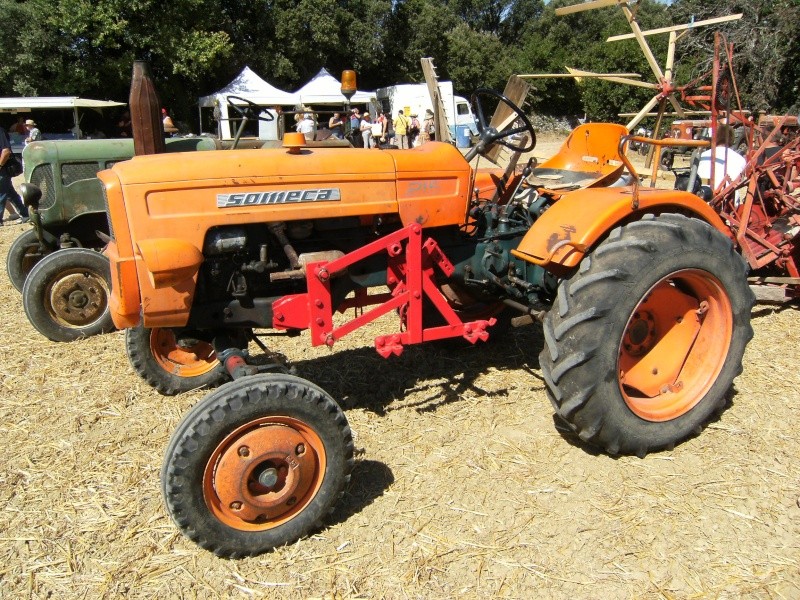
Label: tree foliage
xmin=0 ymin=0 xmax=797 ymax=129
xmin=669 ymin=0 xmax=800 ymax=113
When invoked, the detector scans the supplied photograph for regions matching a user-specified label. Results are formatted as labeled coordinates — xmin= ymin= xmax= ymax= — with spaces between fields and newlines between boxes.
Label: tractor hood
xmin=106 ymin=142 xmax=475 ymax=232
xmin=109 ymin=142 xmax=469 ymax=186
xmin=101 ymin=141 xmax=477 ymax=329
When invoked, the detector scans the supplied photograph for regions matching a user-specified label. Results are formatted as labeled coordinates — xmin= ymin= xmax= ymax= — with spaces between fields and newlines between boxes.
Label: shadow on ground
xmin=259 ymin=324 xmax=547 ymax=416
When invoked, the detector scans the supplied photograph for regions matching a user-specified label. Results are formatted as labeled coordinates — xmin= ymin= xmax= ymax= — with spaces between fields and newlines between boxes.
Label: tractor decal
xmin=217 ymin=188 xmax=342 ymax=207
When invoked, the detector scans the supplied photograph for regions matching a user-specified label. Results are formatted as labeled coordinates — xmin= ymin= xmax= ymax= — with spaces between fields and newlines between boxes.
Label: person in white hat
xmin=24 ymin=119 xmax=41 ymax=145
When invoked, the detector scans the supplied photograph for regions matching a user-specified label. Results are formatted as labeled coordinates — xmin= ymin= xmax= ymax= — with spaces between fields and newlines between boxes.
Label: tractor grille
xmin=30 ymin=164 xmax=56 ymax=211
xmin=101 ymin=185 xmax=114 ymax=240
xmin=61 ymin=162 xmax=102 ymax=186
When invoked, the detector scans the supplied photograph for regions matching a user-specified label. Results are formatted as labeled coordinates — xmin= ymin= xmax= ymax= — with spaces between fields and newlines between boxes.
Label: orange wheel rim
xmin=618 ymin=269 xmax=732 ymax=422
xmin=203 ymin=416 xmax=326 ymax=531
xmin=150 ymin=329 xmax=218 ymax=378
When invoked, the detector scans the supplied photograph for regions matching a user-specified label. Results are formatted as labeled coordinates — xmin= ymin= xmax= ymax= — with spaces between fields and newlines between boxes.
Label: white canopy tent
xmin=0 ymin=96 xmax=125 ymax=144
xmin=295 ymin=68 xmax=376 ymax=105
xmin=198 ymin=66 xmax=300 ymax=139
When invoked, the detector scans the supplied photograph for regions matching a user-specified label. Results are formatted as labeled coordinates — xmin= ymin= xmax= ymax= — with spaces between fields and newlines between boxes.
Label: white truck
xmin=374 ymin=82 xmax=478 ymax=146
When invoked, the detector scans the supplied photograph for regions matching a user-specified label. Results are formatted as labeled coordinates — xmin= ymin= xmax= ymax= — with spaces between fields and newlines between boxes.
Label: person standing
xmin=297 ymin=113 xmax=315 ymax=141
xmin=0 ymin=128 xmax=29 ymax=226
xmin=360 ymin=113 xmax=374 ymax=149
xmin=328 ymin=112 xmax=345 ymax=139
xmin=162 ymin=108 xmax=179 ymax=136
xmin=408 ymin=113 xmax=421 ymax=147
xmin=697 ymin=123 xmax=747 ymax=193
xmin=117 ymin=111 xmax=133 ymax=137
xmin=24 ymin=119 xmax=41 ymax=145
xmin=9 ymin=116 xmax=27 ymax=135
xmin=349 ymin=108 xmax=361 ymax=132
xmin=348 ymin=108 xmax=362 ymax=147
xmin=420 ymin=109 xmax=435 ymax=144
xmin=374 ymin=111 xmax=387 ymax=147
xmin=393 ymin=110 xmax=410 ymax=149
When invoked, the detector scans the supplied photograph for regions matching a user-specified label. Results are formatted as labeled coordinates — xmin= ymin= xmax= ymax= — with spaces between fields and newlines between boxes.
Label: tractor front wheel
xmin=161 ymin=373 xmax=353 ymax=558
xmin=540 ymin=213 xmax=753 ymax=456
xmin=7 ymin=229 xmax=48 ymax=292
xmin=126 ymin=325 xmax=227 ymax=395
xmin=21 ymin=248 xmax=114 ymax=341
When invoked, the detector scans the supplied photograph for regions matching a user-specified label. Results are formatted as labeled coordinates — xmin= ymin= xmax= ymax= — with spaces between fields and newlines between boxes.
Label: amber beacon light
xmin=340 ymin=70 xmax=357 ymax=101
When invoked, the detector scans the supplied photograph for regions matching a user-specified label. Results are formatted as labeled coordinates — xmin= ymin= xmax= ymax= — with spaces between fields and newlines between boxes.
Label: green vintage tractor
xmin=9 ymin=136 xmax=219 ymax=341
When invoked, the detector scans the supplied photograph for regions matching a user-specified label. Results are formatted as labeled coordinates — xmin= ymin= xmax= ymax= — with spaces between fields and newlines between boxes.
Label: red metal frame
xmin=711 ymin=138 xmax=800 ymax=281
xmin=272 ymin=224 xmax=496 ymax=357
xmin=650 ymin=33 xmax=800 ymax=295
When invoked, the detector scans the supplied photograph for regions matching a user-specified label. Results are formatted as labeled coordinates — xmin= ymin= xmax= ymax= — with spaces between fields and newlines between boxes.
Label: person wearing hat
xmin=421 ymin=109 xmax=435 ymax=144
xmin=24 ymin=119 xmax=41 ymax=145
xmin=295 ymin=112 xmax=315 ymax=141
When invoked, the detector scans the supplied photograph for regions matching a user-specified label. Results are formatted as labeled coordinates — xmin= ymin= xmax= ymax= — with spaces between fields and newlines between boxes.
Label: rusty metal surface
xmin=130 ymin=61 xmax=166 ymax=156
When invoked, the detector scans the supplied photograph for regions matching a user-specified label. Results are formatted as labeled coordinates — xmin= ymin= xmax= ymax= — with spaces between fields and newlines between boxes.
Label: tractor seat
xmin=528 ymin=123 xmax=629 ymax=190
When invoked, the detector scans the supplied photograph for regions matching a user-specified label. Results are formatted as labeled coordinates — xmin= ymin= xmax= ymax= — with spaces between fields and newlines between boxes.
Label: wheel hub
xmin=210 ymin=423 xmax=318 ymax=525
xmin=150 ymin=329 xmax=217 ymax=377
xmin=48 ymin=271 xmax=108 ymax=326
xmin=623 ymin=311 xmax=656 ymax=356
xmin=68 ymin=289 xmax=89 ymax=308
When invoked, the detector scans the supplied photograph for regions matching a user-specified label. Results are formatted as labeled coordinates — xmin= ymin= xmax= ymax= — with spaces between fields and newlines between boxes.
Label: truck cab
xmin=375 ymin=82 xmax=479 ymax=142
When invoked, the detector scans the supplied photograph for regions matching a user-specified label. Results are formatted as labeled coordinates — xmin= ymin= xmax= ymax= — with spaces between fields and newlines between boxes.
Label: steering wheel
xmin=226 ymin=95 xmax=276 ymax=122
xmin=466 ymin=89 xmax=536 ymax=161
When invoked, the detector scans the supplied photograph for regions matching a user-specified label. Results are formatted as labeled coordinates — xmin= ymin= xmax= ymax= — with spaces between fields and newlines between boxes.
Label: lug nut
xmin=238 ymin=446 xmax=250 ymax=458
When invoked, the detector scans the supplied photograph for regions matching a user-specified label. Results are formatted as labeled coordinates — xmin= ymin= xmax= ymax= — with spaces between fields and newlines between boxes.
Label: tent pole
xmin=73 ymin=107 xmax=82 ymax=139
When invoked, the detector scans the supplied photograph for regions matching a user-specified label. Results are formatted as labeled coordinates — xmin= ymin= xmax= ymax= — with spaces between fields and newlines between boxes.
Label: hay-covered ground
xmin=0 ymin=139 xmax=798 ymax=599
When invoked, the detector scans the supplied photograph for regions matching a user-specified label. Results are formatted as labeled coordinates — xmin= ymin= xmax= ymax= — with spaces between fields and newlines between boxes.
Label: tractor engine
xmin=186 ymin=174 xmax=558 ymax=334
xmin=449 ymin=178 xmax=559 ymax=309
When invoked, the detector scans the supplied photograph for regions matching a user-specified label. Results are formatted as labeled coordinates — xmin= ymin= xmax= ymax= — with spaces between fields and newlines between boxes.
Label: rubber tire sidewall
xmin=125 ymin=324 xmax=228 ymax=396
xmin=161 ymin=373 xmax=354 ymax=558
xmin=21 ymin=247 xmax=115 ymax=342
xmin=540 ymin=214 xmax=753 ymax=456
xmin=7 ymin=229 xmax=45 ymax=293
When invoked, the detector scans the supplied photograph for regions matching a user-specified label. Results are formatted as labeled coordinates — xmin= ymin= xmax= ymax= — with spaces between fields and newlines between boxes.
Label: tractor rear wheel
xmin=540 ymin=213 xmax=753 ymax=456
xmin=22 ymin=248 xmax=114 ymax=342
xmin=7 ymin=229 xmax=46 ymax=292
xmin=161 ymin=373 xmax=353 ymax=558
xmin=126 ymin=325 xmax=227 ymax=395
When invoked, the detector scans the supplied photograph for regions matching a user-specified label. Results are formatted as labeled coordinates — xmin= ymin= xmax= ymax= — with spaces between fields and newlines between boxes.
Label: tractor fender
xmin=511 ymin=186 xmax=729 ymax=272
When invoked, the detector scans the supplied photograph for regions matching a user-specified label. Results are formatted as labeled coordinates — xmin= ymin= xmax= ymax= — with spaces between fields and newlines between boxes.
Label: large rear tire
xmin=7 ymin=229 xmax=47 ymax=292
xmin=540 ymin=213 xmax=753 ymax=456
xmin=126 ymin=325 xmax=227 ymax=395
xmin=161 ymin=373 xmax=353 ymax=558
xmin=22 ymin=248 xmax=114 ymax=342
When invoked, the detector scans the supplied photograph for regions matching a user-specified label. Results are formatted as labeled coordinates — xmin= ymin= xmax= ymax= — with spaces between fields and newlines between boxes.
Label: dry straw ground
xmin=0 ymin=139 xmax=798 ymax=599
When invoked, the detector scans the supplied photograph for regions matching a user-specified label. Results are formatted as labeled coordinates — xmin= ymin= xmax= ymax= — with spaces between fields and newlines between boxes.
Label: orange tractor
xmin=23 ymin=88 xmax=752 ymax=557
